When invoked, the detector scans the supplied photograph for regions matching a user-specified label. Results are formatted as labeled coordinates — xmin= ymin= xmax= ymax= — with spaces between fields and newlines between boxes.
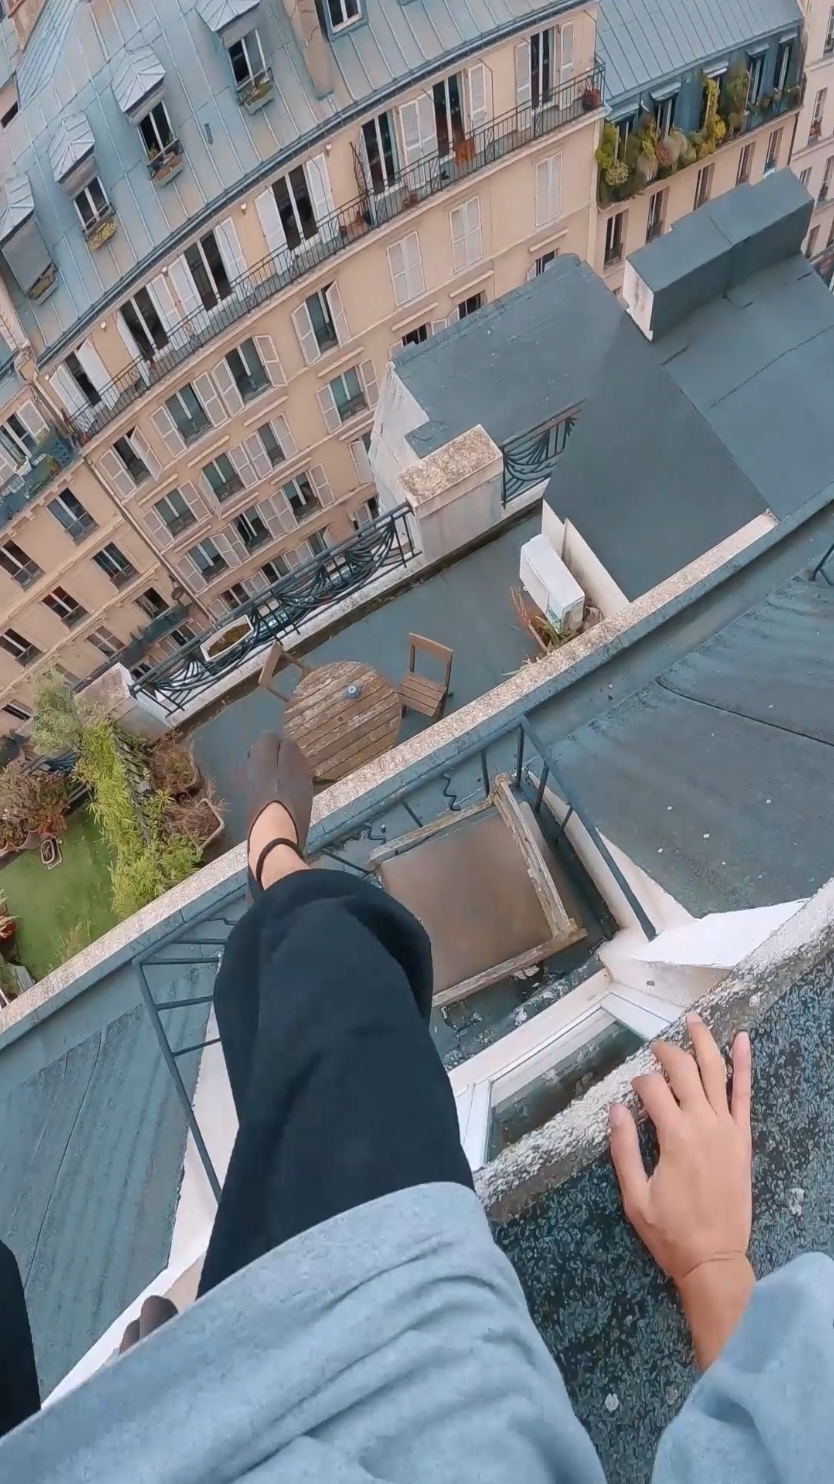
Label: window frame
xmin=0 ymin=627 xmax=40 ymax=665
xmin=764 ymin=128 xmax=783 ymax=175
xmin=73 ymin=176 xmax=110 ymax=232
xmin=121 ymin=289 xmax=169 ymax=360
xmin=166 ymin=384 xmax=210 ymax=444
xmin=184 ymin=231 xmax=232 ymax=311
xmin=645 ymin=187 xmax=666 ymax=242
xmin=0 ymin=540 xmax=40 ymax=588
xmin=530 ymin=28 xmax=555 ymax=111
xmin=326 ymin=0 xmax=361 ymax=32
xmin=47 ymin=489 xmax=96 ymax=542
xmin=188 ymin=537 xmax=228 ymax=580
xmin=362 ymin=112 xmax=398 ymax=193
xmin=113 ymin=433 xmax=150 ymax=484
xmin=694 ymin=162 xmax=714 ymax=209
xmin=136 ymin=587 xmax=168 ymax=620
xmin=138 ymin=101 xmax=175 ymax=160
xmin=202 ymin=452 xmax=244 ymax=504
xmin=234 ymin=507 xmax=270 ymax=551
xmin=0 ymin=413 xmax=37 ymax=465
xmin=43 ymin=585 xmax=87 ymax=626
xmin=449 ymin=197 xmax=482 ymax=273
xmin=736 ymin=141 xmax=755 ymax=185
xmin=604 ymin=209 xmax=626 ymax=267
xmin=92 ymin=542 xmax=137 ymax=588
xmin=155 ymin=488 xmax=196 ymax=537
xmin=826 ymin=5 xmax=834 ymax=57
xmin=88 ymin=626 xmax=121 ymax=659
xmin=225 ymin=338 xmax=269 ymax=402
xmin=273 ymin=167 xmax=317 ymax=250
xmin=228 ymin=28 xmax=267 ymax=87
xmin=282 ymin=472 xmax=320 ymax=517
xmin=328 ymin=367 xmax=367 ymax=424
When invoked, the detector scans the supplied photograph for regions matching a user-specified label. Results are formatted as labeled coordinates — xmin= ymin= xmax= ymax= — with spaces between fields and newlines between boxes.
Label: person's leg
xmin=0 ymin=1239 xmax=40 ymax=1439
xmin=198 ymin=745 xmax=471 ymax=1296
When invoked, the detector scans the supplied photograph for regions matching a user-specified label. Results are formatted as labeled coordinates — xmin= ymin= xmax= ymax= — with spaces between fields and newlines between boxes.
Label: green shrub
xmin=31 ymin=668 xmax=84 ymax=757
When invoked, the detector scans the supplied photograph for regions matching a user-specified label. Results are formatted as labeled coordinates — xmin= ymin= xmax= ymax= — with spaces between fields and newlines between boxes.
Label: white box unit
xmin=519 ymin=534 xmax=585 ymax=635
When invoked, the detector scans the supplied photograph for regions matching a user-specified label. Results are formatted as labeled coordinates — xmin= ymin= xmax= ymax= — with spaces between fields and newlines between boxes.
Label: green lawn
xmin=0 ymin=808 xmax=119 ymax=979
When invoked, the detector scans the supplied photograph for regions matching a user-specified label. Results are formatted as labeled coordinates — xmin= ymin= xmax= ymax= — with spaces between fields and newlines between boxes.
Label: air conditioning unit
xmin=519 ymin=534 xmax=585 ymax=636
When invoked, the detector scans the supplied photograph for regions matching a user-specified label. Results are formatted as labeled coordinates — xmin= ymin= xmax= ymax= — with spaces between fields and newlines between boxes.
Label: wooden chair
xmin=258 ymin=640 xmax=311 ymax=701
xmin=398 ymin=634 xmax=453 ymax=721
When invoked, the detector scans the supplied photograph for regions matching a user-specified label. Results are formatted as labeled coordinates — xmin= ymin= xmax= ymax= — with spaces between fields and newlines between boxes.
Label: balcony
xmin=236 ymin=66 xmax=274 ymax=113
xmin=597 ymin=70 xmax=805 ymax=207
xmin=147 ymin=139 xmax=185 ymax=186
xmin=0 ymin=430 xmax=78 ymax=520
xmin=66 ymin=62 xmax=605 ymax=444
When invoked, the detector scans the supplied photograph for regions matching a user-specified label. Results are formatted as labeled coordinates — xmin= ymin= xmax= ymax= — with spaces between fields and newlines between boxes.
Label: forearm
xmin=677 ymin=1254 xmax=755 ymax=1371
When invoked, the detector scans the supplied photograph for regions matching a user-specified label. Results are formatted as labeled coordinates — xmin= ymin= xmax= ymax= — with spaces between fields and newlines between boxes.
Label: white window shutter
xmin=76 ymin=340 xmax=117 ymax=407
xmin=258 ymin=491 xmax=296 ymax=537
xmin=527 ymin=263 xmax=538 ymax=282
xmin=316 ymin=384 xmax=342 ymax=433
xmin=116 ymin=312 xmax=148 ymax=377
xmin=142 ymin=506 xmax=171 ymax=549
xmin=389 ymin=234 xmax=424 ymax=305
xmin=228 ymin=443 xmax=257 ymax=488
xmin=218 ymin=526 xmax=249 ymax=565
xmin=559 ymin=22 xmax=575 ymax=82
xmin=284 ymin=544 xmax=303 ymax=569
xmin=181 ymin=480 xmax=211 ymax=521
xmin=255 ymin=187 xmax=289 ymax=257
xmin=291 ymin=302 xmax=320 ymax=364
xmin=212 ymin=357 xmax=244 ymax=415
xmin=16 ymin=400 xmax=49 ymax=439
xmin=151 ymin=405 xmax=186 ymax=458
xmin=214 ymin=218 xmax=247 ymax=286
xmin=305 ymin=154 xmax=336 ymax=226
xmin=168 ymin=256 xmax=203 ymax=318
xmin=387 ymin=240 xmax=407 ymax=305
xmin=98 ymin=447 xmax=136 ymax=499
xmin=515 ymin=40 xmax=532 ymax=108
xmin=359 ymin=358 xmax=379 ymax=408
xmin=0 ymin=444 xmax=16 ymax=480
xmin=399 ymin=95 xmax=436 ymax=166
xmin=308 ymin=463 xmax=334 ymax=506
xmin=254 ymin=334 xmax=285 ymax=387
xmin=535 ymin=155 xmax=562 ymax=226
xmin=350 ymin=437 xmax=373 ymax=485
xmin=272 ymin=414 xmax=296 ymax=460
xmin=49 ymin=365 xmax=88 ymax=419
xmin=451 ymin=200 xmax=481 ymax=272
xmin=176 ymin=552 xmax=205 ymax=588
xmin=248 ymin=569 xmax=269 ymax=593
xmin=467 ymin=63 xmax=489 ymax=129
xmin=430 ymin=317 xmax=448 ymax=334
xmin=244 ymin=433 xmax=273 ymax=479
xmin=325 ymin=282 xmax=350 ymax=345
xmin=148 ymin=275 xmax=181 ymax=333
xmin=193 ymin=373 xmax=227 ymax=428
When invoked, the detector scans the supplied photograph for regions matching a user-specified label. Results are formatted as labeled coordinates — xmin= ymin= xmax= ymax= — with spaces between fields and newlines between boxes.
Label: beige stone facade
xmin=792 ymin=0 xmax=834 ymax=257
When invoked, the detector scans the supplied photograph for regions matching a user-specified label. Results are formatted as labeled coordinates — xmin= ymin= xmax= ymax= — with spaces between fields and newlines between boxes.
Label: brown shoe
xmin=247 ymin=733 xmax=313 ymax=891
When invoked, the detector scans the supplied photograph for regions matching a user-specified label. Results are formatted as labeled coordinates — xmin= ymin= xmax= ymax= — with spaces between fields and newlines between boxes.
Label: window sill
xmin=242 ymin=392 xmax=288 ymax=429
xmin=527 ymin=227 xmax=569 ymax=256
xmin=390 ymin=301 xmax=439 ymax=335
xmin=445 ymin=267 xmax=493 ymax=301
xmin=315 ymin=343 xmax=365 ymax=379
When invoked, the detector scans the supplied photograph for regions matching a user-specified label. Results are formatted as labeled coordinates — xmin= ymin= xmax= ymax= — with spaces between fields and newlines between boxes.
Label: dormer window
xmin=0 ymin=174 xmax=57 ymax=302
xmin=73 ymin=177 xmax=114 ymax=246
xmin=112 ymin=45 xmax=183 ymax=184
xmin=327 ymin=0 xmax=360 ymax=30
xmin=51 ymin=111 xmax=116 ymax=249
xmin=138 ymin=102 xmax=183 ymax=183
xmin=229 ymin=28 xmax=273 ymax=110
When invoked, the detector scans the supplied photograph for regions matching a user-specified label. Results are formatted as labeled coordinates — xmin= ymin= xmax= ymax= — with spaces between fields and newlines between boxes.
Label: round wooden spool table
xmin=283 ymin=660 xmax=402 ymax=783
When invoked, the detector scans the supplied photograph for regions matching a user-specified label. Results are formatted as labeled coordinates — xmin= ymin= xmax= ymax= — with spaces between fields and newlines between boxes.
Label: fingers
xmin=119 ymin=1319 xmax=140 ymax=1355
xmin=652 ymin=1041 xmax=706 ymax=1112
xmin=631 ymin=1069 xmax=682 ymax=1141
xmin=731 ymin=1031 xmax=752 ymax=1136
xmin=609 ymin=1104 xmax=649 ymax=1220
xmin=686 ymin=1013 xmax=728 ymax=1112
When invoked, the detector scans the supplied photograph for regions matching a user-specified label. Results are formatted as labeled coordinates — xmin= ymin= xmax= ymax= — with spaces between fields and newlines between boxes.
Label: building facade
xmin=792 ymin=0 xmax=834 ymax=263
xmin=0 ymin=0 xmax=605 ymax=729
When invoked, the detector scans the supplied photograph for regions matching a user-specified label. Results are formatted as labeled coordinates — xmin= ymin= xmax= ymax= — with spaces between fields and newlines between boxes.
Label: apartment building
xmin=593 ymin=0 xmax=806 ymax=289
xmin=0 ymin=0 xmax=606 ymax=728
xmin=792 ymin=0 xmax=834 ymax=262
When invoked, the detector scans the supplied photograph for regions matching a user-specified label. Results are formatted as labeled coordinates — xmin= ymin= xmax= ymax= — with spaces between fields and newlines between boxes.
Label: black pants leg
xmin=0 ymin=1240 xmax=40 ymax=1439
xmin=199 ymin=869 xmax=472 ymax=1295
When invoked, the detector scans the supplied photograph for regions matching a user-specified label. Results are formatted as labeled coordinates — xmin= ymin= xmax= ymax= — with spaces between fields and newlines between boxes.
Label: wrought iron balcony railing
xmin=67 ymin=63 xmax=605 ymax=444
xmin=131 ymin=503 xmax=417 ymax=708
xmin=0 ymin=431 xmax=78 ymax=517
xmin=502 ymin=407 xmax=579 ymax=504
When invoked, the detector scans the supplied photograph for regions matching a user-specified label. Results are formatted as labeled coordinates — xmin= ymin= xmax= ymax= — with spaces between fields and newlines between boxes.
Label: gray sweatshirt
xmin=0 ymin=1183 xmax=830 ymax=1483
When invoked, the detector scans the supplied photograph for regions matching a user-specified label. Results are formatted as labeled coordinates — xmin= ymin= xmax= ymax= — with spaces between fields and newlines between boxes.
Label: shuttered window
xmin=450 ymin=198 xmax=482 ymax=272
xmin=387 ymin=234 xmax=425 ymax=306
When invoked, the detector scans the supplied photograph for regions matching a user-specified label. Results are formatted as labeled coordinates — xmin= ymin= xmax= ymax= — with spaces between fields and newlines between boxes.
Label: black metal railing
xmin=0 ymin=431 xmax=78 ymax=513
xmin=148 ymin=139 xmax=185 ymax=183
xmin=67 ymin=63 xmax=605 ymax=444
xmin=502 ymin=407 xmax=579 ymax=504
xmin=131 ymin=503 xmax=417 ymax=707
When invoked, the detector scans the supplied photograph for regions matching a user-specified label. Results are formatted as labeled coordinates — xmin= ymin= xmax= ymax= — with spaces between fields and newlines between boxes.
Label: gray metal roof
xmin=394 ymin=256 xmax=623 ymax=458
xmin=111 ymin=45 xmax=167 ymax=116
xmin=48 ymin=110 xmax=95 ymax=184
xmin=596 ymin=0 xmax=801 ymax=103
xmin=195 ymin=0 xmax=259 ymax=35
xmin=0 ymin=175 xmax=34 ymax=243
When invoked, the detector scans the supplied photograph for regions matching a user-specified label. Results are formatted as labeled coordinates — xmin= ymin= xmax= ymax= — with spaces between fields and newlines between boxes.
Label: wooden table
xmin=283 ymin=660 xmax=402 ymax=783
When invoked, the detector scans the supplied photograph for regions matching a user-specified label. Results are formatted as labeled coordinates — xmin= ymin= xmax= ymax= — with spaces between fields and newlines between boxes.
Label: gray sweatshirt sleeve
xmin=653 ymin=1254 xmax=834 ymax=1484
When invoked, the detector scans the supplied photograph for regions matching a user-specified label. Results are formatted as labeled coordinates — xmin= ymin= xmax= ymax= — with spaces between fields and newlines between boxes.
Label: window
xmin=121 ymin=289 xmax=169 ymax=360
xmin=202 ymin=453 xmax=244 ymax=504
xmin=387 ymin=233 xmax=425 ymax=305
xmin=450 ymin=198 xmax=482 ymax=272
xmin=694 ymin=163 xmax=714 ymax=209
xmin=256 ymin=419 xmax=292 ymax=468
xmin=224 ymin=338 xmax=269 ymax=402
xmin=88 ymin=626 xmax=121 ymax=658
xmin=228 ymin=28 xmax=267 ymax=87
xmin=48 ymin=489 xmax=97 ymax=542
xmin=327 ymin=367 xmax=366 ymax=424
xmin=764 ymin=128 xmax=782 ymax=175
xmin=327 ymin=0 xmax=360 ymax=30
xmin=827 ymin=6 xmax=834 ymax=56
xmin=282 ymin=473 xmax=320 ymax=518
xmin=828 ymin=215 xmax=834 ymax=247
xmin=820 ymin=157 xmax=834 ymax=202
xmin=221 ymin=582 xmax=251 ymax=611
xmin=93 ymin=543 xmax=136 ymax=588
xmin=350 ymin=432 xmax=373 ymax=485
xmin=532 ymin=251 xmax=557 ymax=276
xmin=0 ymin=540 xmax=40 ymax=588
xmin=646 ymin=188 xmax=666 ymax=243
xmin=700 ymin=70 xmax=726 ymax=128
xmin=456 ymin=292 xmax=484 ymax=319
xmin=136 ymin=587 xmax=168 ymax=619
xmin=737 ymin=142 xmax=755 ymax=185
xmin=604 ymin=210 xmax=626 ymax=267
xmin=43 ymin=586 xmax=86 ymax=627
xmin=138 ymin=101 xmax=175 ymax=160
xmin=188 ymin=538 xmax=228 ymax=580
xmin=535 ymin=154 xmax=562 ymax=227
xmin=308 ymin=530 xmax=328 ymax=556
xmin=165 ymin=384 xmax=210 ymax=444
xmin=800 ymin=167 xmax=813 ymax=190
xmin=272 ymin=167 xmax=317 ymax=250
xmin=747 ymin=53 xmax=765 ymax=107
xmin=0 ymin=103 xmax=19 ymax=129
xmin=54 ymin=663 xmax=79 ymax=684
xmin=652 ymin=91 xmax=677 ymax=136
xmin=234 ymin=509 xmax=270 ymax=551
xmin=261 ymin=556 xmax=289 ymax=584
xmin=775 ymin=39 xmax=792 ymax=94
xmin=155 ymin=488 xmax=196 ymax=537
xmin=184 ymin=230 xmax=232 ymax=311
xmin=614 ymin=114 xmax=636 ymax=160
xmin=806 ymin=226 xmax=821 ymax=259
xmin=113 ymin=433 xmax=150 ymax=484
xmin=433 ymin=73 xmax=465 ymax=159
xmin=362 ymin=112 xmax=398 ymax=193
xmin=0 ymin=412 xmax=38 ymax=465
xmin=811 ymin=90 xmax=827 ymax=143
xmin=65 ymin=351 xmax=101 ymax=407
xmin=292 ymin=286 xmax=345 ymax=361
xmin=530 ymin=29 xmax=554 ymax=109
xmin=402 ymin=323 xmax=429 ymax=346
xmin=170 ymin=626 xmax=195 ymax=648
xmin=73 ymin=177 xmax=111 ymax=233
xmin=3 ymin=702 xmax=31 ymax=722
xmin=0 ymin=629 xmax=40 ymax=666
xmin=351 ymin=496 xmax=379 ymax=528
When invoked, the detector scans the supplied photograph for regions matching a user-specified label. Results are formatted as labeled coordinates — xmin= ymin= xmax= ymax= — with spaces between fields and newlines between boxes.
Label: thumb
xmin=609 ymin=1104 xmax=649 ymax=1222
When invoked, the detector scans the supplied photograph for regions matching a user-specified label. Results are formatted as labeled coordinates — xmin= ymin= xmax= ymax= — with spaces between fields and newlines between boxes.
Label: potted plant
xmin=582 ymin=85 xmax=602 ymax=112
xmin=162 ymin=791 xmax=225 ymax=853
xmin=0 ymin=760 xmax=71 ymax=853
xmin=149 ymin=735 xmax=201 ymax=798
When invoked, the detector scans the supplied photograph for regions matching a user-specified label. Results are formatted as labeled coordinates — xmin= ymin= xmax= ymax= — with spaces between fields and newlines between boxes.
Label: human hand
xmin=609 ymin=1014 xmax=753 ymax=1369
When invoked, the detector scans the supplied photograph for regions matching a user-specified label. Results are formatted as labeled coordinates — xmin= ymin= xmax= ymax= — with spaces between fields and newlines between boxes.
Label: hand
xmin=609 ymin=1014 xmax=753 ymax=1369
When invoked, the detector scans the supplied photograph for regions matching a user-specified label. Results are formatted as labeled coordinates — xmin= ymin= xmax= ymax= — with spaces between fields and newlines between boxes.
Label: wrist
xmin=677 ymin=1254 xmax=755 ymax=1372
